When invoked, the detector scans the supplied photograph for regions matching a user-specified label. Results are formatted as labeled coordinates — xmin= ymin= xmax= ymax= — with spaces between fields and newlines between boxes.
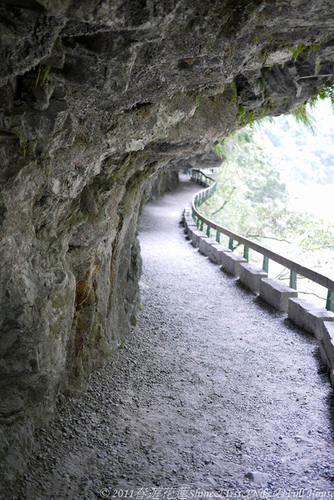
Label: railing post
xmin=200 ymin=220 xmax=204 ymax=231
xmin=326 ymin=290 xmax=334 ymax=312
xmin=243 ymin=245 xmax=249 ymax=262
xmin=216 ymin=231 xmax=221 ymax=243
xmin=262 ymin=256 xmax=269 ymax=273
xmin=290 ymin=270 xmax=297 ymax=290
xmin=228 ymin=237 xmax=234 ymax=250
xmin=206 ymin=224 xmax=210 ymax=237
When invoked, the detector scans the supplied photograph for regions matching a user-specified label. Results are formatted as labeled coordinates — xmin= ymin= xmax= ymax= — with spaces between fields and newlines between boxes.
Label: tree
xmin=205 ymin=125 xmax=288 ymax=232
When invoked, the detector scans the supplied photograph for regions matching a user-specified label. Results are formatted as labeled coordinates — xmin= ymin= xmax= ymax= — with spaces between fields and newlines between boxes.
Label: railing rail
xmin=191 ymin=169 xmax=334 ymax=311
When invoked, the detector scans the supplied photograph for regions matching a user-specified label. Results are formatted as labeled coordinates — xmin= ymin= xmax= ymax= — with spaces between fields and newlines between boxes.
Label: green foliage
xmin=230 ymin=80 xmax=238 ymax=104
xmin=236 ymin=106 xmax=253 ymax=127
xmin=210 ymin=127 xmax=288 ymax=224
xmin=236 ymin=106 xmax=263 ymax=128
xmin=317 ymin=84 xmax=334 ymax=112
xmin=288 ymin=44 xmax=307 ymax=59
xmin=311 ymin=43 xmax=321 ymax=52
xmin=258 ymin=78 xmax=266 ymax=92
xmin=234 ymin=99 xmax=277 ymax=130
xmin=288 ymin=42 xmax=321 ymax=60
xmin=16 ymin=130 xmax=27 ymax=157
xmin=35 ymin=65 xmax=51 ymax=87
xmin=214 ymin=142 xmax=226 ymax=160
xmin=291 ymin=103 xmax=316 ymax=133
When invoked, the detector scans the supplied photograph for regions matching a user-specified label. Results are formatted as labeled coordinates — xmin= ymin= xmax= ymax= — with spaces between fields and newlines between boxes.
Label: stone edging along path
xmin=183 ymin=205 xmax=334 ymax=387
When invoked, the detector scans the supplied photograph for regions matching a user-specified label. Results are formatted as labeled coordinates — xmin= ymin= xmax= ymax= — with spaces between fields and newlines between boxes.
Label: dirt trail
xmin=4 ymin=175 xmax=334 ymax=500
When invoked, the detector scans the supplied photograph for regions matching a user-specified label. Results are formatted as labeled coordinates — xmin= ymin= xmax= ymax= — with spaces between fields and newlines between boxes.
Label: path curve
xmin=4 ymin=175 xmax=334 ymax=499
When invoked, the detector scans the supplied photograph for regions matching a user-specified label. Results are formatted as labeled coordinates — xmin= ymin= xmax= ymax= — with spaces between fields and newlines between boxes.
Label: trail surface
xmin=5 ymin=176 xmax=334 ymax=500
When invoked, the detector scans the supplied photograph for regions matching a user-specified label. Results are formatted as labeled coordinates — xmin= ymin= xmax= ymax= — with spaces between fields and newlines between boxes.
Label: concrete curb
xmin=198 ymin=236 xmax=220 ymax=256
xmin=259 ymin=278 xmax=298 ymax=312
xmin=208 ymin=244 xmax=231 ymax=265
xmin=239 ymin=262 xmax=268 ymax=293
xmin=288 ymin=298 xmax=334 ymax=340
xmin=221 ymin=251 xmax=247 ymax=276
xmin=191 ymin=230 xmax=208 ymax=248
xmin=318 ymin=321 xmax=334 ymax=385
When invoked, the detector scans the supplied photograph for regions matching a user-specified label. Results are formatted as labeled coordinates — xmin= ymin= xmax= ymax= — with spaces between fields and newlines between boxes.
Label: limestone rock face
xmin=1 ymin=0 xmax=334 ymax=486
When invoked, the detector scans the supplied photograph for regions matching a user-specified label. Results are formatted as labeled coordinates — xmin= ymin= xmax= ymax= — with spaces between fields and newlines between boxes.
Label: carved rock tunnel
xmin=1 ymin=0 xmax=334 ymax=490
xmin=3 ymin=174 xmax=334 ymax=497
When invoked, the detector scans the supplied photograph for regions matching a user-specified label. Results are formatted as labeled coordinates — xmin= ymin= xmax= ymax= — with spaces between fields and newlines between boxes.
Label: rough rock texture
xmin=1 ymin=0 xmax=334 ymax=487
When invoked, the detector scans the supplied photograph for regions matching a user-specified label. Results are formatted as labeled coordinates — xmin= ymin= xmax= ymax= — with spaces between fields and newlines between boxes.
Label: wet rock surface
xmin=3 ymin=178 xmax=334 ymax=499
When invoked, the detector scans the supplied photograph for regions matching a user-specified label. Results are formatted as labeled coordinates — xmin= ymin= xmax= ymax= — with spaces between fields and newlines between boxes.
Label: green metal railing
xmin=191 ymin=169 xmax=334 ymax=312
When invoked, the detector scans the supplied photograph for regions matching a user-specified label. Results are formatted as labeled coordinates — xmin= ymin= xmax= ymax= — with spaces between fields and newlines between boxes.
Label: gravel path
xmin=4 ymin=175 xmax=334 ymax=500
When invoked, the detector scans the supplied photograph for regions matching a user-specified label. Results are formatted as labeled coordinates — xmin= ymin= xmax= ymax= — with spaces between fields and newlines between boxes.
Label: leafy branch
xmin=316 ymin=83 xmax=334 ymax=112
xmin=246 ymin=234 xmax=292 ymax=244
xmin=291 ymin=103 xmax=316 ymax=133
xmin=210 ymin=187 xmax=236 ymax=216
xmin=35 ymin=65 xmax=51 ymax=88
